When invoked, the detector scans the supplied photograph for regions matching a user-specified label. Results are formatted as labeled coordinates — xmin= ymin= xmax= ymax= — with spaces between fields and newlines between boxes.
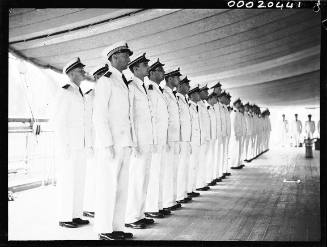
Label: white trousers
xmin=231 ymin=136 xmax=243 ymax=167
xmin=94 ymin=146 xmax=131 ymax=233
xmin=83 ymin=151 xmax=96 ymax=212
xmin=125 ymin=145 xmax=152 ymax=224
xmin=163 ymin=142 xmax=179 ymax=208
xmin=187 ymin=144 xmax=200 ymax=193
xmin=56 ymin=148 xmax=87 ymax=222
xmin=215 ymin=137 xmax=224 ymax=178
xmin=223 ymin=136 xmax=230 ymax=173
xmin=244 ymin=135 xmax=251 ymax=161
xmin=212 ymin=138 xmax=220 ymax=179
xmin=250 ymin=135 xmax=256 ymax=159
xmin=177 ymin=142 xmax=191 ymax=201
xmin=206 ymin=140 xmax=216 ymax=183
xmin=196 ymin=142 xmax=210 ymax=188
xmin=145 ymin=145 xmax=166 ymax=213
xmin=281 ymin=131 xmax=288 ymax=147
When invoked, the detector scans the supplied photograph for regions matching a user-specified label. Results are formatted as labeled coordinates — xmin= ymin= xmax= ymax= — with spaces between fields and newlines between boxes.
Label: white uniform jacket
xmin=244 ymin=112 xmax=252 ymax=136
xmin=282 ymin=120 xmax=289 ymax=133
xmin=176 ymin=93 xmax=191 ymax=142
xmin=163 ymin=86 xmax=181 ymax=142
xmin=84 ymin=89 xmax=95 ymax=148
xmin=214 ymin=102 xmax=225 ymax=138
xmin=147 ymin=81 xmax=169 ymax=145
xmin=207 ymin=105 xmax=217 ymax=140
xmin=232 ymin=110 xmax=243 ymax=137
xmin=51 ymin=81 xmax=88 ymax=153
xmin=240 ymin=112 xmax=247 ymax=136
xmin=292 ymin=120 xmax=302 ymax=134
xmin=224 ymin=105 xmax=231 ymax=137
xmin=92 ymin=66 xmax=133 ymax=148
xmin=188 ymin=100 xmax=201 ymax=146
xmin=198 ymin=100 xmax=211 ymax=144
xmin=128 ymin=76 xmax=156 ymax=146
xmin=305 ymin=120 xmax=315 ymax=138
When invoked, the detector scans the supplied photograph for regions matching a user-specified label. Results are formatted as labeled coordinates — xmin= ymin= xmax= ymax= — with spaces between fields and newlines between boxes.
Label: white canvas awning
xmin=9 ymin=8 xmax=321 ymax=107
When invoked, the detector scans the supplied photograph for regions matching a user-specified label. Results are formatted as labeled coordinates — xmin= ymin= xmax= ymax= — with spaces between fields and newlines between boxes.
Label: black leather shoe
xmin=125 ymin=222 xmax=146 ymax=229
xmin=140 ymin=218 xmax=154 ymax=225
xmin=203 ymin=186 xmax=210 ymax=190
xmin=231 ymin=166 xmax=241 ymax=169
xmin=191 ymin=191 xmax=200 ymax=197
xmin=159 ymin=209 xmax=171 ymax=215
xmin=196 ymin=187 xmax=207 ymax=191
xmin=240 ymin=164 xmax=245 ymax=167
xmin=113 ymin=231 xmax=133 ymax=239
xmin=83 ymin=211 xmax=95 ymax=218
xmin=72 ymin=218 xmax=89 ymax=225
xmin=145 ymin=212 xmax=164 ymax=218
xmin=221 ymin=174 xmax=226 ymax=179
xmin=176 ymin=199 xmax=188 ymax=203
xmin=215 ymin=178 xmax=222 ymax=182
xmin=99 ymin=233 xmax=124 ymax=240
xmin=184 ymin=196 xmax=192 ymax=202
xmin=225 ymin=172 xmax=231 ymax=176
xmin=59 ymin=221 xmax=78 ymax=228
xmin=170 ymin=203 xmax=182 ymax=210
xmin=208 ymin=181 xmax=216 ymax=186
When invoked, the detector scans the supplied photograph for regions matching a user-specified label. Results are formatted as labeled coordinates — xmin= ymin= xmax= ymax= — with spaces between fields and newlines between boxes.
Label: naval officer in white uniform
xmin=291 ymin=114 xmax=303 ymax=147
xmin=52 ymin=57 xmax=90 ymax=228
xmin=162 ymin=68 xmax=182 ymax=211
xmin=144 ymin=59 xmax=171 ymax=218
xmin=196 ymin=84 xmax=211 ymax=191
xmin=187 ymin=85 xmax=201 ymax=198
xmin=305 ymin=114 xmax=316 ymax=139
xmin=211 ymin=83 xmax=224 ymax=183
xmin=93 ymin=41 xmax=134 ymax=240
xmin=125 ymin=53 xmax=158 ymax=229
xmin=207 ymin=92 xmax=219 ymax=186
xmin=83 ymin=64 xmax=110 ymax=218
xmin=176 ymin=76 xmax=193 ymax=204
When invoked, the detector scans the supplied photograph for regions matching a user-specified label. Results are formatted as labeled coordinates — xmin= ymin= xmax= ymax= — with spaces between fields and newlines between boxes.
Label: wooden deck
xmin=8 ymin=146 xmax=320 ymax=241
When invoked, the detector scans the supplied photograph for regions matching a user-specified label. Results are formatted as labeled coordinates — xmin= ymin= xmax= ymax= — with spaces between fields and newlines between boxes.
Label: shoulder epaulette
xmin=207 ymin=106 xmax=210 ymax=110
xmin=103 ymin=71 xmax=112 ymax=78
xmin=85 ymin=89 xmax=93 ymax=95
xmin=148 ymin=84 xmax=153 ymax=90
xmin=62 ymin=84 xmax=70 ymax=89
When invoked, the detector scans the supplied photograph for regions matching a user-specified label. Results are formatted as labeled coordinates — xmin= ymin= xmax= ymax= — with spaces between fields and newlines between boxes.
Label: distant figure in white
xmin=291 ymin=114 xmax=302 ymax=147
xmin=304 ymin=114 xmax=315 ymax=139
xmin=281 ymin=114 xmax=289 ymax=147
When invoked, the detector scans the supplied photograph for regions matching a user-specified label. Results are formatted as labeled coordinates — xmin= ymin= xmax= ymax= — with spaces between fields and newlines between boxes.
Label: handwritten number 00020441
xmin=227 ymin=1 xmax=302 ymax=9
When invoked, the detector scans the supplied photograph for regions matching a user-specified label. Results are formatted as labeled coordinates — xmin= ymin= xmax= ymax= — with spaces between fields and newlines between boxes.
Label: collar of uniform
xmin=189 ymin=100 xmax=197 ymax=107
xmin=176 ymin=92 xmax=186 ymax=102
xmin=109 ymin=64 xmax=123 ymax=77
xmin=149 ymin=79 xmax=162 ymax=90
xmin=164 ymin=85 xmax=174 ymax=94
xmin=64 ymin=80 xmax=79 ymax=91
xmin=132 ymin=75 xmax=145 ymax=86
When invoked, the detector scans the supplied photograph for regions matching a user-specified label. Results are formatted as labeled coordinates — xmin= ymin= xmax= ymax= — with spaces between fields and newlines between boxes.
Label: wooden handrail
xmin=8 ymin=118 xmax=49 ymax=123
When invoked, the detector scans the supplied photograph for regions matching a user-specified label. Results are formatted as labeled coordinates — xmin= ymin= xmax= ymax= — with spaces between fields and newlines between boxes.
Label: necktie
xmin=196 ymin=105 xmax=199 ymax=112
xmin=78 ymin=87 xmax=84 ymax=97
xmin=122 ymin=74 xmax=129 ymax=87
xmin=142 ymin=83 xmax=147 ymax=94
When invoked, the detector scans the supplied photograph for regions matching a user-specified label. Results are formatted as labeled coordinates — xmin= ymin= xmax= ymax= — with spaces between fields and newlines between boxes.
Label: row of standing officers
xmin=51 ymin=41 xmax=272 ymax=240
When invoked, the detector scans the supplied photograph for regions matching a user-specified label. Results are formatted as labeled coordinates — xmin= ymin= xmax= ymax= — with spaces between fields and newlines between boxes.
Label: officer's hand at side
xmin=152 ymin=144 xmax=158 ymax=153
xmin=105 ymin=145 xmax=115 ymax=159
xmin=87 ymin=147 xmax=94 ymax=157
